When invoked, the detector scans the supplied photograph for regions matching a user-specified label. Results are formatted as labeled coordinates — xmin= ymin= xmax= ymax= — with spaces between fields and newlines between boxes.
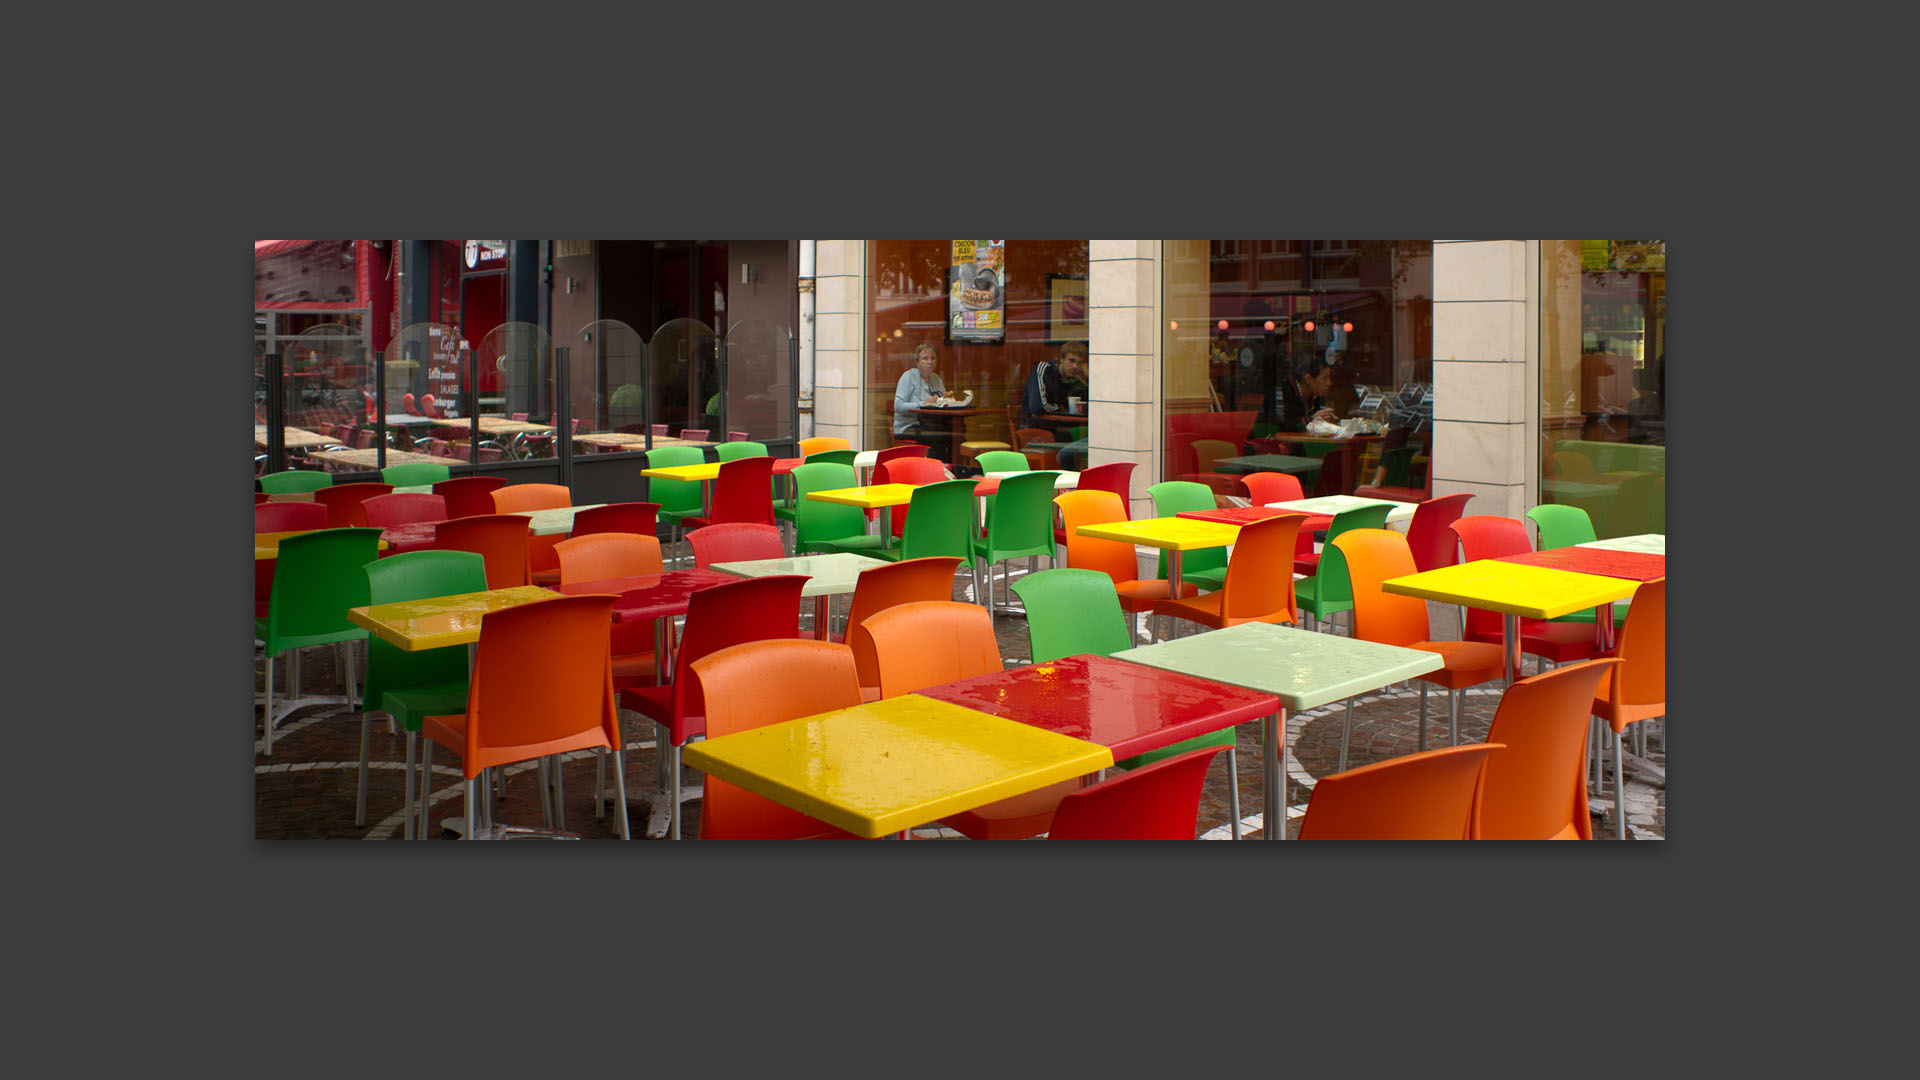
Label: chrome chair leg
xmin=1339 ymin=698 xmax=1353 ymax=772
xmin=1614 ymin=731 xmax=1627 ymax=840
xmin=612 ymin=749 xmax=630 ymax=840
xmin=402 ymin=731 xmax=416 ymax=840
xmin=355 ymin=710 xmax=371 ymax=826
xmin=1226 ymin=745 xmax=1242 ymax=840
xmin=1417 ymin=682 xmax=1428 ymax=752
xmin=420 ymin=740 xmax=434 ymax=838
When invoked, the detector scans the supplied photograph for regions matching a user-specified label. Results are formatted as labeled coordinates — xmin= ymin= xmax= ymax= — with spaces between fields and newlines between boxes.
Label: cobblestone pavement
xmin=255 ymin=562 xmax=1664 ymax=841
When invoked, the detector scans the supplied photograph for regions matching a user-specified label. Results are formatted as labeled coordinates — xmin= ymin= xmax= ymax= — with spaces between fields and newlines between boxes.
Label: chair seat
xmin=1113 ymin=578 xmax=1200 ymax=614
xmin=1410 ymin=640 xmax=1506 ymax=688
xmin=254 ymin=618 xmax=368 ymax=656
xmin=1180 ymin=568 xmax=1227 ymax=593
xmin=610 ymin=653 xmax=661 ymax=689
xmin=939 ymin=777 xmax=1085 ymax=840
xmin=1152 ymin=591 xmax=1294 ymax=630
xmin=375 ymin=682 xmax=469 ymax=734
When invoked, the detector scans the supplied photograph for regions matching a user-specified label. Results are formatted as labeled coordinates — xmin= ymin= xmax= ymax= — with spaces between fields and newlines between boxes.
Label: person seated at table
xmin=893 ymin=343 xmax=948 ymax=443
xmin=1057 ymin=437 xmax=1090 ymax=471
xmin=1275 ymin=357 xmax=1337 ymax=434
xmin=1021 ymin=341 xmax=1087 ymax=428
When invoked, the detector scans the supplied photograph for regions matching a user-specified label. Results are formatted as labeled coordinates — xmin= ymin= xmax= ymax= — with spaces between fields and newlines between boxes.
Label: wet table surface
xmin=1494 ymin=546 xmax=1665 ymax=581
xmin=555 ymin=568 xmax=742 ymax=622
xmin=1265 ymin=495 xmax=1416 ymax=525
xmin=1577 ymin=533 xmax=1665 ymax=554
xmin=1381 ymin=560 xmax=1637 ymax=620
xmin=346 ymin=586 xmax=557 ymax=651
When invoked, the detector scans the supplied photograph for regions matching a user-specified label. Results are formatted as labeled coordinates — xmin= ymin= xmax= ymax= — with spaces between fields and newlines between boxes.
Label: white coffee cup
xmin=1067 ymin=396 xmax=1083 ymax=414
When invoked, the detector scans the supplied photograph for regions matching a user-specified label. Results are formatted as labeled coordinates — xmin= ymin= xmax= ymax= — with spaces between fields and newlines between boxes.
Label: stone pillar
xmin=1430 ymin=240 xmax=1535 ymax=519
xmin=1087 ymin=240 xmax=1160 ymax=518
xmin=810 ymin=240 xmax=865 ymax=449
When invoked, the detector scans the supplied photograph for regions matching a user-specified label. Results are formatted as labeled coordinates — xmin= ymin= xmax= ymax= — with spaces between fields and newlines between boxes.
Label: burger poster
xmin=949 ymin=239 xmax=1005 ymax=343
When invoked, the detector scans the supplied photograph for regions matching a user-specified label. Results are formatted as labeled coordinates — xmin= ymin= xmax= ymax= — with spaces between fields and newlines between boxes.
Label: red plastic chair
xmin=255 ymin=491 xmax=271 ymax=504
xmin=418 ymin=393 xmax=440 ymax=418
xmin=618 ymin=575 xmax=810 ymax=839
xmin=570 ymin=501 xmax=661 ymax=541
xmin=1297 ymin=743 xmax=1503 ymax=840
xmin=1591 ymin=577 xmax=1665 ymax=839
xmin=838 ymin=556 xmax=965 ymax=700
xmin=420 ymin=594 xmax=629 ymax=839
xmin=689 ymin=640 xmax=867 ymax=840
xmin=361 ymin=492 xmax=449 ymax=530
xmin=431 ymin=475 xmax=507 ymax=519
xmin=1240 ymin=470 xmax=1325 ymax=559
xmin=873 ymin=455 xmax=949 ymax=538
xmin=432 ymin=514 xmax=532 ymax=588
xmin=254 ymin=501 xmax=330 ymax=618
xmin=1450 ymin=514 xmax=1597 ymax=671
xmin=678 ymin=428 xmax=710 ymax=442
xmin=312 ymin=482 xmax=394 ymax=528
xmin=679 ymin=455 xmax=775 ymax=530
xmin=1477 ymin=658 xmax=1621 ymax=840
xmin=1406 ymin=492 xmax=1475 ymax=573
xmin=401 ymin=392 xmax=421 ymax=416
xmin=687 ymin=523 xmax=786 ymax=568
xmin=1054 ymin=460 xmax=1138 ymax=545
xmin=875 ymin=443 xmax=929 ymax=468
xmin=1046 ymin=745 xmax=1230 ymax=840
xmin=650 ymin=424 xmax=671 ymax=437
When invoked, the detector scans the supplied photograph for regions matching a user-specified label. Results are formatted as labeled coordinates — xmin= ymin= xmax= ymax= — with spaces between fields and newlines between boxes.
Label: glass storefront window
xmin=1540 ymin=241 xmax=1666 ymax=538
xmin=1162 ymin=240 xmax=1433 ymax=498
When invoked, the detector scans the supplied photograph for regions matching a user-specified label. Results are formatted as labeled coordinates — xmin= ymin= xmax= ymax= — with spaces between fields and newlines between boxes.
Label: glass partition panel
xmin=575 ymin=319 xmax=648 ymax=455
xmin=385 ymin=322 xmax=465 ymax=463
xmin=474 ymin=321 xmax=552 ymax=459
xmin=723 ymin=317 xmax=792 ymax=442
xmin=648 ymin=317 xmax=718 ymax=438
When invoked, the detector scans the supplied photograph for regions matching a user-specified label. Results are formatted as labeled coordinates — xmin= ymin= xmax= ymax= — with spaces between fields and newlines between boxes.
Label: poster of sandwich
xmin=949 ymin=239 xmax=1006 ymax=343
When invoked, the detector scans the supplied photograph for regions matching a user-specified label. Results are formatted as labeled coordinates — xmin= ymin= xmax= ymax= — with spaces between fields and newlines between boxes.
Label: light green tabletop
xmin=1266 ymin=495 xmax=1415 ymax=524
xmin=983 ymin=470 xmax=1080 ymax=489
xmin=1382 ymin=559 xmax=1637 ymax=619
xmin=516 ymin=503 xmax=606 ymax=536
xmin=1112 ymin=621 xmax=1443 ymax=712
xmin=1577 ymin=533 xmax=1665 ymax=554
xmin=710 ymin=551 xmax=887 ymax=597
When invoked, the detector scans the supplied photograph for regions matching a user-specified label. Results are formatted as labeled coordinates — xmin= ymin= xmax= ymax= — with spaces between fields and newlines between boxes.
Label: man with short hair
xmin=1021 ymin=341 xmax=1087 ymax=429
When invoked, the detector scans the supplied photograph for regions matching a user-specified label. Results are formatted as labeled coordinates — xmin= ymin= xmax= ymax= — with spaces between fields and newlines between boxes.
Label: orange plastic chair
xmin=1056 ymin=489 xmax=1198 ymax=643
xmin=1052 ymin=460 xmax=1137 ymax=546
xmin=1331 ymin=528 xmax=1506 ymax=760
xmin=618 ymin=574 xmax=810 ymax=839
xmin=1450 ymin=515 xmax=1597 ymax=671
xmin=554 ymin=533 xmax=664 ymax=691
xmin=680 ymin=455 xmax=776 ymax=530
xmin=1406 ymin=492 xmax=1475 ymax=573
xmin=312 ymin=481 xmax=394 ymax=528
xmin=491 ymin=482 xmax=573 ymax=584
xmin=432 ymin=475 xmax=507 ymax=518
xmin=1046 ymin=745 xmax=1230 ymax=840
xmin=838 ymin=556 xmax=965 ymax=700
xmin=1591 ymin=577 xmax=1665 ymax=839
xmin=1476 ymin=658 xmax=1620 ymax=840
xmin=1013 ymin=427 xmax=1056 ymax=469
xmin=798 ymin=436 xmax=851 ymax=457
xmin=418 ymin=393 xmax=440 ymax=417
xmin=861 ymin=599 xmax=1087 ymax=839
xmin=687 ymin=522 xmax=785 ymax=568
xmin=361 ymin=492 xmax=448 ymax=530
xmin=1297 ymin=743 xmax=1503 ymax=839
xmin=419 ymin=594 xmax=629 ymax=839
xmin=1237 ymin=471 xmax=1323 ymax=559
xmin=689 ymin=639 xmax=866 ymax=840
xmin=432 ymin=514 xmax=532 ymax=588
xmin=1151 ymin=512 xmax=1307 ymax=636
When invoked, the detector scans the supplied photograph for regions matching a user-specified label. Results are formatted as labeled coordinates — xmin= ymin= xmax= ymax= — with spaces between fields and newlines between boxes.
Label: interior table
xmin=1210 ymin=453 xmax=1324 ymax=476
xmin=429 ymin=417 xmax=555 ymax=436
xmin=255 ymin=426 xmax=334 ymax=451
xmin=913 ymin=653 xmax=1281 ymax=838
xmin=1073 ymin=515 xmax=1241 ymax=602
xmin=1111 ymin=621 xmax=1443 ymax=839
xmin=709 ymin=551 xmax=886 ymax=640
xmin=305 ymin=447 xmax=449 ymax=473
xmin=1577 ymin=533 xmax=1665 ymax=554
xmin=681 ymin=694 xmax=1114 ymax=839
xmin=1381 ymin=560 xmax=1638 ymax=683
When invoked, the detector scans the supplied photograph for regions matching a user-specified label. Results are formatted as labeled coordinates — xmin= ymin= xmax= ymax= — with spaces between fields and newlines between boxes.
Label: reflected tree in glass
xmin=648 ymin=317 xmax=717 ymax=436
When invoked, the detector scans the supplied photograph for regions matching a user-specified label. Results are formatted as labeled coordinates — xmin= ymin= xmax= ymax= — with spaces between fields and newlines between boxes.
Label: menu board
xmin=949 ymin=239 xmax=1006 ymax=342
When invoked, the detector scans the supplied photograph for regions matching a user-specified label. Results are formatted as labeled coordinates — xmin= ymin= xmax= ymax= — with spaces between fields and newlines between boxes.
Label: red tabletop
xmin=772 ymin=457 xmax=803 ymax=475
xmin=1495 ymin=547 xmax=1665 ymax=581
xmin=912 ymin=653 xmax=1280 ymax=761
xmin=554 ymin=568 xmax=741 ymax=622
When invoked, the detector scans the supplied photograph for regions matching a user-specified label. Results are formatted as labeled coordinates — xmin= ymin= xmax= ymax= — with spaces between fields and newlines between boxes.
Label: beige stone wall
xmin=1430 ymin=240 xmax=1536 ymax=520
xmin=810 ymin=240 xmax=865 ymax=448
xmin=1086 ymin=240 xmax=1160 ymax=517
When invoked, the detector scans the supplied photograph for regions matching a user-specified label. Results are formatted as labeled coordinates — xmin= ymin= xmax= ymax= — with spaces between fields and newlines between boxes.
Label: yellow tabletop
xmin=681 ymin=693 xmax=1114 ymax=839
xmin=1074 ymin=515 xmax=1243 ymax=552
xmin=255 ymin=530 xmax=388 ymax=560
xmin=805 ymin=483 xmax=925 ymax=510
xmin=1382 ymin=559 xmax=1637 ymax=620
xmin=345 ymin=586 xmax=558 ymax=651
xmin=641 ymin=462 xmax=723 ymax=483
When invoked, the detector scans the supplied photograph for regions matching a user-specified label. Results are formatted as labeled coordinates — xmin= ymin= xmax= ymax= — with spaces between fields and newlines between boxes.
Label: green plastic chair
xmin=780 ymin=449 xmax=861 ymax=531
xmin=971 ymin=470 xmax=1059 ymax=617
xmin=1146 ymin=480 xmax=1228 ymax=593
xmin=255 ymin=527 xmax=381 ymax=756
xmin=793 ymin=461 xmax=889 ymax=557
xmin=646 ymin=445 xmax=707 ymax=564
xmin=1011 ymin=567 xmax=1241 ymax=828
xmin=803 ymin=448 xmax=858 ymax=467
xmin=260 ymin=469 xmax=334 ymax=494
xmin=716 ymin=440 xmax=768 ymax=461
xmin=1293 ymin=503 xmax=1393 ymax=633
xmin=380 ymin=462 xmax=451 ymax=487
xmin=974 ymin=450 xmax=1030 ymax=473
xmin=1527 ymin=504 xmax=1630 ymax=627
xmin=360 ymin=550 xmax=487 ymax=837
xmin=872 ymin=479 xmax=978 ymax=566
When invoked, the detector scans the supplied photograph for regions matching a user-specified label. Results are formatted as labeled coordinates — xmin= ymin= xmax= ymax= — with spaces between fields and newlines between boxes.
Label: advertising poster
xmin=949 ymin=239 xmax=1005 ymax=342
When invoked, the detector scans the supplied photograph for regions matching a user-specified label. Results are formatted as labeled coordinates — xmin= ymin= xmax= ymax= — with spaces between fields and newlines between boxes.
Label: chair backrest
xmin=1547 ymin=450 xmax=1596 ymax=479
xmin=1190 ymin=439 xmax=1236 ymax=474
xmin=361 ymin=550 xmax=489 ymax=722
xmin=1608 ymin=578 xmax=1666 ymax=708
xmin=717 ymin=440 xmax=769 ymax=461
xmin=401 ymin=392 xmax=420 ymax=416
xmin=381 ymin=461 xmax=452 ymax=487
xmin=679 ymin=428 xmax=710 ymax=441
xmin=1010 ymin=567 xmax=1132 ymax=662
xmin=1406 ymin=492 xmax=1475 ymax=573
xmin=312 ymin=481 xmax=395 ymax=528
xmin=1479 ymin=658 xmax=1621 ymax=840
xmin=896 ymin=479 xmax=980 ymax=561
xmin=691 ymin=639 xmax=865 ymax=840
xmin=798 ymin=436 xmax=852 ymax=457
xmin=554 ymin=532 xmax=664 ymax=585
xmin=875 ymin=443 xmax=929 ymax=466
xmin=1055 ymin=490 xmax=1141 ymax=585
xmin=841 ymin=556 xmax=964 ymax=688
xmin=1297 ymin=743 xmax=1503 ymax=839
xmin=881 ymin=456 xmax=948 ymax=486
xmin=665 ymin=575 xmax=811 ymax=736
xmin=1239 ymin=470 xmax=1305 ymax=506
xmin=974 ymin=449 xmax=1029 ymax=473
xmin=1608 ymin=471 xmax=1665 ymax=537
xmin=255 ymin=501 xmax=328 ymax=533
xmin=980 ymin=470 xmax=1059 ymax=556
xmin=1328 ymin=528 xmax=1431 ymax=647
xmin=259 ymin=469 xmax=334 ymax=494
xmin=1217 ymin=512 xmax=1307 ymax=624
xmin=431 ymin=475 xmax=507 ymax=518
xmin=862 ymin=600 xmax=1003 ymax=698
xmin=803 ymin=448 xmax=858 ymax=467
xmin=418 ymin=393 xmax=439 ymax=417
xmin=490 ymin=483 xmax=573 ymax=515
xmin=1323 ymin=502 xmax=1394 ymax=550
xmin=791 ymin=462 xmax=866 ymax=548
xmin=708 ymin=455 xmax=776 ymax=526
xmin=1074 ymin=461 xmax=1137 ymax=517
xmin=569 ymin=501 xmax=661 ymax=540
xmin=361 ymin=492 xmax=449 ymax=530
xmin=651 ymin=423 xmax=671 ymax=436
xmin=644 ymin=445 xmax=706 ymax=513
xmin=353 ymin=428 xmax=377 ymax=449
xmin=1448 ymin=514 xmax=1534 ymax=640
xmin=1146 ymin=481 xmax=1226 ymax=580
xmin=688 ymin=522 xmax=785 ymax=568
xmin=1527 ymin=503 xmax=1597 ymax=549
xmin=460 ymin=594 xmax=620 ymax=777
xmin=1013 ymin=427 xmax=1050 ymax=450
xmin=1046 ymin=745 xmax=1229 ymax=840
xmin=432 ymin=514 xmax=532 ymax=588
xmin=261 ymin=528 xmax=382 ymax=644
